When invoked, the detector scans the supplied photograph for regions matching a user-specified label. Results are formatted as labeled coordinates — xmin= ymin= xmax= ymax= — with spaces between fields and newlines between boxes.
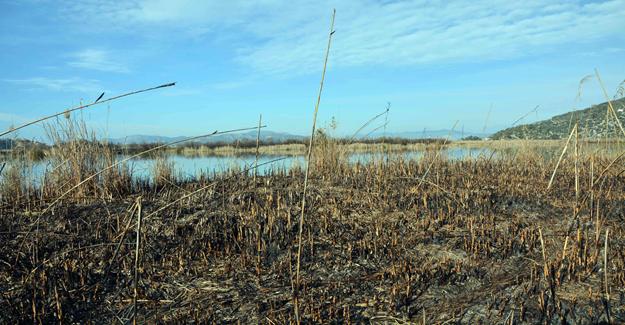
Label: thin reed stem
xmin=254 ymin=114 xmax=262 ymax=182
xmin=575 ymin=123 xmax=579 ymax=201
xmin=349 ymin=107 xmax=389 ymax=141
xmin=595 ymin=69 xmax=625 ymax=138
xmin=133 ymin=197 xmax=143 ymax=325
xmin=0 ymin=83 xmax=176 ymax=138
xmin=42 ymin=126 xmax=265 ymax=214
xmin=12 ymin=126 xmax=268 ymax=267
xmin=603 ymin=228 xmax=611 ymax=324
xmin=294 ymin=9 xmax=336 ymax=324
xmin=416 ymin=121 xmax=458 ymax=190
xmin=547 ymin=124 xmax=576 ymax=190
xmin=144 ymin=157 xmax=288 ymax=220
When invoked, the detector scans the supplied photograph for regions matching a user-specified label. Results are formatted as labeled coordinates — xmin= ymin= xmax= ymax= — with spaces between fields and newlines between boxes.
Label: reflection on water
xmin=127 ymin=155 xmax=304 ymax=179
xmin=6 ymin=143 xmax=624 ymax=188
xmin=129 ymin=147 xmax=496 ymax=180
xmin=3 ymin=147 xmax=500 ymax=185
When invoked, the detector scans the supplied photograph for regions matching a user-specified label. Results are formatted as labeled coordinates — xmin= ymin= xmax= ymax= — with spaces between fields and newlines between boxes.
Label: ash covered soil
xmin=1 ymin=157 xmax=624 ymax=323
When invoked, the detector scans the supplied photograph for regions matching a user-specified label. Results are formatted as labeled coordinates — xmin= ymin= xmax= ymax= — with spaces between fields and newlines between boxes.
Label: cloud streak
xmin=3 ymin=77 xmax=104 ymax=93
xmin=68 ymin=49 xmax=129 ymax=73
xmin=0 ymin=112 xmax=28 ymax=124
xmin=62 ymin=0 xmax=625 ymax=75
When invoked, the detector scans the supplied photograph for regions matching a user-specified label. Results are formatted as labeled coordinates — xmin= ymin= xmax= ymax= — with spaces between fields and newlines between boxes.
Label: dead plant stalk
xmin=42 ymin=126 xmax=266 ymax=214
xmin=0 ymin=83 xmax=176 ymax=138
xmin=133 ymin=197 xmax=142 ymax=325
xmin=294 ymin=9 xmax=336 ymax=324
xmin=254 ymin=114 xmax=262 ymax=183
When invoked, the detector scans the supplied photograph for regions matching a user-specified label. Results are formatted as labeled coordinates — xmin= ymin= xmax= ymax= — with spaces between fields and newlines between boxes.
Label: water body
xmin=3 ymin=147 xmax=494 ymax=186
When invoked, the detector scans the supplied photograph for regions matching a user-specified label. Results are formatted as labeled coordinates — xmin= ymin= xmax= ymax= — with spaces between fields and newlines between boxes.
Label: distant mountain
xmin=107 ymin=135 xmax=187 ymax=144
xmin=366 ymin=129 xmax=489 ymax=140
xmin=108 ymin=128 xmax=490 ymax=145
xmin=492 ymin=97 xmax=625 ymax=140
xmin=107 ymin=130 xmax=306 ymax=145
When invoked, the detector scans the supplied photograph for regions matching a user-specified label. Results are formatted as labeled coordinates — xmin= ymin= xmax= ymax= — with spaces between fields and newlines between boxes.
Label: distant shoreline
xmin=5 ymin=138 xmax=621 ymax=161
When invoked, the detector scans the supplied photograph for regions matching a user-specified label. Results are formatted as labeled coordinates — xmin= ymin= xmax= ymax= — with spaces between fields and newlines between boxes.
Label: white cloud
xmin=211 ymin=80 xmax=249 ymax=90
xmin=62 ymin=0 xmax=625 ymax=75
xmin=3 ymin=77 xmax=104 ymax=93
xmin=68 ymin=49 xmax=129 ymax=73
xmin=159 ymin=79 xmax=250 ymax=97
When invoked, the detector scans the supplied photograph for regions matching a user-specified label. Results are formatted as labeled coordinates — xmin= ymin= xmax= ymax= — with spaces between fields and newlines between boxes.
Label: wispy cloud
xmin=236 ymin=0 xmax=625 ymax=75
xmin=211 ymin=80 xmax=249 ymax=90
xmin=3 ymin=77 xmax=104 ymax=93
xmin=62 ymin=0 xmax=625 ymax=75
xmin=161 ymin=79 xmax=251 ymax=96
xmin=0 ymin=112 xmax=28 ymax=124
xmin=68 ymin=49 xmax=129 ymax=73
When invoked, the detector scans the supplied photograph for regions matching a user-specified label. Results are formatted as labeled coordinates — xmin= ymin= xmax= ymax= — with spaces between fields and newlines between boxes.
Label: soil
xmin=1 ymin=157 xmax=624 ymax=323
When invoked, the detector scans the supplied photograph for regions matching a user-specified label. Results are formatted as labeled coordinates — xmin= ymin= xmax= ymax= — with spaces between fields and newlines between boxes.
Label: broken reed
xmin=2 ymin=144 xmax=624 ymax=323
xmin=2 ymin=73 xmax=625 ymax=323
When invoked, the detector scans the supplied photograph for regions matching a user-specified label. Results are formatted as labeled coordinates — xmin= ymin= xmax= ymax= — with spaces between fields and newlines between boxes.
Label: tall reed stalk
xmin=133 ymin=196 xmax=143 ymax=325
xmin=294 ymin=9 xmax=335 ymax=324
xmin=0 ymin=83 xmax=175 ymax=138
xmin=595 ymin=69 xmax=625 ymax=138
xmin=254 ymin=114 xmax=262 ymax=183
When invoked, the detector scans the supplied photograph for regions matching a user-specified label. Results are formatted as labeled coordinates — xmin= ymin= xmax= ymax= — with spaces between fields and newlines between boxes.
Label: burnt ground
xmin=1 ymin=157 xmax=624 ymax=323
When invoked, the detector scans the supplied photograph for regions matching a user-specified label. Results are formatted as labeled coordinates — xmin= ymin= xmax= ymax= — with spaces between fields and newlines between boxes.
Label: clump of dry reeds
xmin=42 ymin=116 xmax=133 ymax=199
xmin=151 ymin=155 xmax=177 ymax=188
xmin=311 ymin=127 xmax=347 ymax=172
xmin=2 ymin=50 xmax=625 ymax=323
xmin=1 ymin=149 xmax=624 ymax=323
xmin=0 ymin=161 xmax=26 ymax=202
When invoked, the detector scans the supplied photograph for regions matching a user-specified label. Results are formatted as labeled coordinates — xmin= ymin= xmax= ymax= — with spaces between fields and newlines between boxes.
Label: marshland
xmin=3 ymin=1 xmax=625 ymax=324
xmin=2 ymin=112 xmax=625 ymax=323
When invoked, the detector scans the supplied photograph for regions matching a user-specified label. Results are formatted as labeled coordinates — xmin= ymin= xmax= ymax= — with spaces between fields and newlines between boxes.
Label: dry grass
xmin=1 ymin=140 xmax=624 ymax=323
xmin=1 ymin=57 xmax=624 ymax=323
xmin=151 ymin=155 xmax=177 ymax=189
xmin=0 ymin=161 xmax=26 ymax=202
xmin=42 ymin=117 xmax=133 ymax=200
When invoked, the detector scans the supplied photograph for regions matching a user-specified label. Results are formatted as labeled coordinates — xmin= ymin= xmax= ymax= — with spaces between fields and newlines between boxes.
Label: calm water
xmin=5 ymin=143 xmax=621 ymax=187
xmin=3 ymin=147 xmax=494 ymax=185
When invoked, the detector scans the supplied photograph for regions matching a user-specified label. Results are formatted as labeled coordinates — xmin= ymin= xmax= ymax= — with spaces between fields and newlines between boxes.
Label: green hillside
xmin=492 ymin=97 xmax=625 ymax=140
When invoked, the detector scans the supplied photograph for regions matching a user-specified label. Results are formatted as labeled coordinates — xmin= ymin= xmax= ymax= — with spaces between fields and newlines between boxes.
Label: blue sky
xmin=1 ymin=0 xmax=625 ymax=140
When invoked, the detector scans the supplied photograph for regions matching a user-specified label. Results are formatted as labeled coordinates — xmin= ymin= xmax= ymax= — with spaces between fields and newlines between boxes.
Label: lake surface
xmin=3 ymin=147 xmax=496 ymax=185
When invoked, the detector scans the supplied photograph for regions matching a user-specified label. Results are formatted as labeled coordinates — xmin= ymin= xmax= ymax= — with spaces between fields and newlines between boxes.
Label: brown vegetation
xmin=1 ymin=139 xmax=624 ymax=323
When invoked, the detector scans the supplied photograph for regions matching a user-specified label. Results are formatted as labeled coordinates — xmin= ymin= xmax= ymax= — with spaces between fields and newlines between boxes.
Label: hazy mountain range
xmin=110 ymin=96 xmax=625 ymax=144
xmin=366 ymin=130 xmax=488 ymax=140
xmin=106 ymin=129 xmax=488 ymax=145
xmin=13 ymin=98 xmax=623 ymax=146
xmin=106 ymin=131 xmax=306 ymax=145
